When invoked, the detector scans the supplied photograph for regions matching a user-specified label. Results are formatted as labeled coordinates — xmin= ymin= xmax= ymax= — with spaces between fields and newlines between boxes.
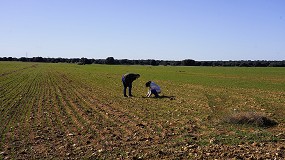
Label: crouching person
xmin=145 ymin=81 xmax=161 ymax=98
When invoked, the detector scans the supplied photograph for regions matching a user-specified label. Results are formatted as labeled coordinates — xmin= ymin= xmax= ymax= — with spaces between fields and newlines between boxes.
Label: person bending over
xmin=122 ymin=73 xmax=140 ymax=97
xmin=145 ymin=81 xmax=161 ymax=98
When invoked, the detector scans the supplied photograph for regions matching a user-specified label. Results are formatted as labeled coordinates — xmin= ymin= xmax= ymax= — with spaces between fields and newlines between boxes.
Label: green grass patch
xmin=0 ymin=62 xmax=284 ymax=158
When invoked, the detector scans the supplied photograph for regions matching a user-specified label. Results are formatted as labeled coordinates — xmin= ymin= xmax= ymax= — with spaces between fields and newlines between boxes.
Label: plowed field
xmin=1 ymin=62 xmax=285 ymax=159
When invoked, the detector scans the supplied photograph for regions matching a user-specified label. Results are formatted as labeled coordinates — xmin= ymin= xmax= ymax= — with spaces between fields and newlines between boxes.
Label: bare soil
xmin=1 ymin=65 xmax=284 ymax=159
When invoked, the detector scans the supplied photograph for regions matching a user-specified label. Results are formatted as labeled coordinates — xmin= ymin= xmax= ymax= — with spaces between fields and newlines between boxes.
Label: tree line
xmin=0 ymin=56 xmax=284 ymax=67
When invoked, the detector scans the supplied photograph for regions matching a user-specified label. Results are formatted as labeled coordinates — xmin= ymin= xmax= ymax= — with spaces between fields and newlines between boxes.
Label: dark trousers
xmin=122 ymin=76 xmax=132 ymax=96
xmin=151 ymin=89 xmax=159 ymax=98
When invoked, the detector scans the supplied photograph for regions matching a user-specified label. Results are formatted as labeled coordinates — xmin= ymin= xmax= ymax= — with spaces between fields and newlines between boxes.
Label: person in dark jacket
xmin=122 ymin=73 xmax=140 ymax=97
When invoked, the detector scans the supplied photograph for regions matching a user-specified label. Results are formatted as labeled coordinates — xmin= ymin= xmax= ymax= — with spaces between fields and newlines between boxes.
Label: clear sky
xmin=1 ymin=0 xmax=284 ymax=61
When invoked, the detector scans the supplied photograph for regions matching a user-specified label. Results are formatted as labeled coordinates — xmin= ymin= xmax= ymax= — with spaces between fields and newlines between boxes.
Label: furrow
xmin=0 ymin=73 xmax=34 ymax=135
xmin=30 ymin=70 xmax=80 ymax=158
xmin=0 ymin=73 xmax=30 ymax=111
xmin=57 ymin=73 xmax=114 ymax=130
xmin=1 ymin=70 xmax=41 ymax=158
xmin=56 ymin=83 xmax=103 ymax=135
xmin=59 ymin=73 xmax=158 ymax=142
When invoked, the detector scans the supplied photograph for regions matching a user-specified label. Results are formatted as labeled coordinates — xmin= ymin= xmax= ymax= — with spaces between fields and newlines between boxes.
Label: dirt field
xmin=1 ymin=62 xmax=284 ymax=159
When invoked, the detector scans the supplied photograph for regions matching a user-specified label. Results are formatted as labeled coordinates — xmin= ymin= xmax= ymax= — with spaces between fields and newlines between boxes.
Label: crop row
xmin=1 ymin=62 xmax=284 ymax=159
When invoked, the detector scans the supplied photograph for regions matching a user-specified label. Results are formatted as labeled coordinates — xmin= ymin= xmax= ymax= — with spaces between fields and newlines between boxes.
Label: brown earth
xmin=1 ymin=65 xmax=284 ymax=159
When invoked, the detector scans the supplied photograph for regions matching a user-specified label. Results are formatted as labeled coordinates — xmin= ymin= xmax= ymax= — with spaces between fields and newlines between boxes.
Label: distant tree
xmin=55 ymin=58 xmax=63 ymax=63
xmin=70 ymin=58 xmax=80 ymax=63
xmin=213 ymin=61 xmax=223 ymax=66
xmin=78 ymin=57 xmax=92 ymax=64
xmin=159 ymin=61 xmax=168 ymax=66
xmin=269 ymin=61 xmax=285 ymax=67
xmin=119 ymin=59 xmax=129 ymax=65
xmin=78 ymin=57 xmax=87 ymax=65
xmin=239 ymin=61 xmax=250 ymax=67
xmin=105 ymin=57 xmax=115 ymax=64
xmin=181 ymin=59 xmax=195 ymax=66
xmin=89 ymin=59 xmax=95 ymax=64
xmin=20 ymin=57 xmax=28 ymax=62
xmin=171 ymin=61 xmax=181 ymax=66
xmin=7 ymin=57 xmax=13 ymax=61
xmin=32 ymin=57 xmax=44 ymax=62
xmin=94 ymin=59 xmax=105 ymax=64
xmin=150 ymin=59 xmax=158 ymax=66
xmin=133 ymin=60 xmax=139 ymax=65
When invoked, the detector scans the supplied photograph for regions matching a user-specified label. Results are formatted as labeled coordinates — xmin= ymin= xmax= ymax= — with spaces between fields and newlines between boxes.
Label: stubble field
xmin=0 ymin=62 xmax=285 ymax=159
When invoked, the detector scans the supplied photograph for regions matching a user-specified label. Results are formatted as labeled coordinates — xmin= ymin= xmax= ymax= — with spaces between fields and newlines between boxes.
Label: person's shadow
xmin=142 ymin=95 xmax=175 ymax=100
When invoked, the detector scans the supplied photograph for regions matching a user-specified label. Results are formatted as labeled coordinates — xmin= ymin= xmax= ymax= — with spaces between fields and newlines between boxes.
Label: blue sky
xmin=1 ymin=0 xmax=284 ymax=60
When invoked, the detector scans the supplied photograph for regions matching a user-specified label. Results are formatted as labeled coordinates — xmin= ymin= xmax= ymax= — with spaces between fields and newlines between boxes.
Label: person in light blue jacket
xmin=145 ymin=81 xmax=161 ymax=98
